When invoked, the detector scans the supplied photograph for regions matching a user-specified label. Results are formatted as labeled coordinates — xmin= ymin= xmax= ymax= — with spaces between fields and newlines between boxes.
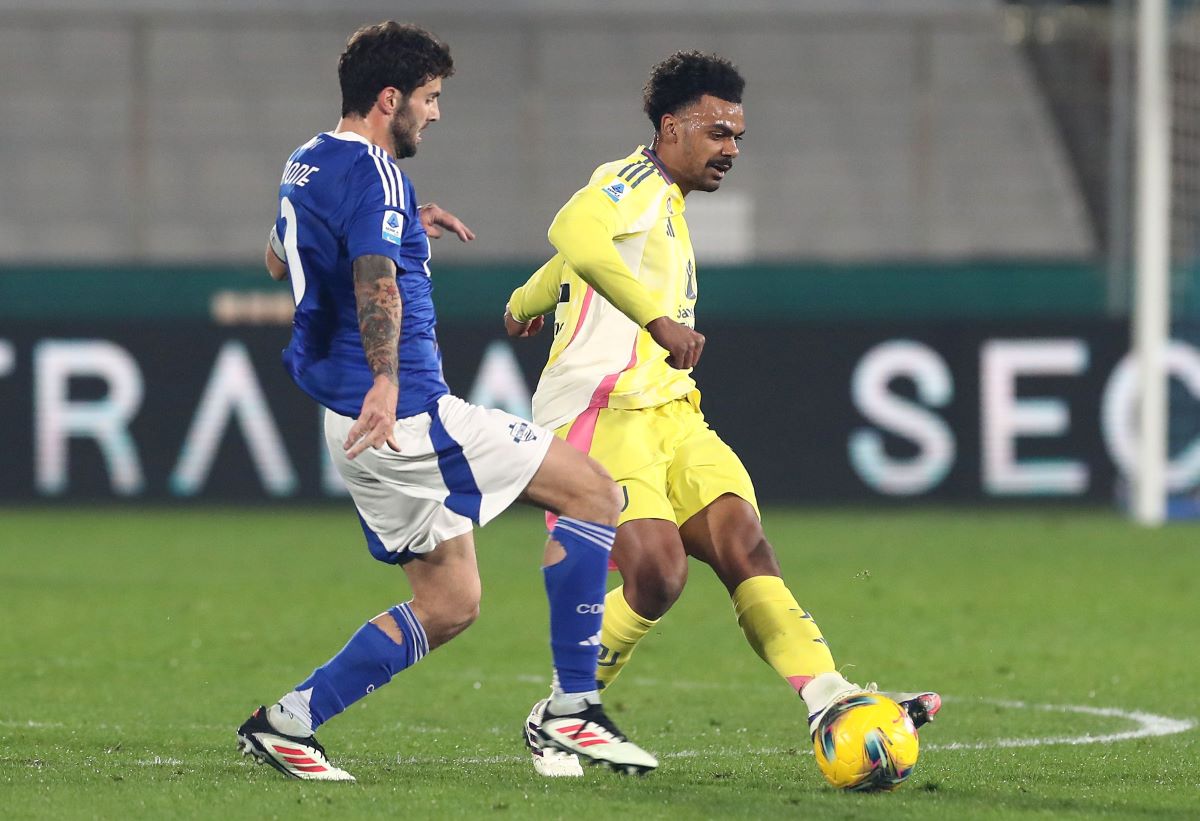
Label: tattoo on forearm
xmin=353 ymin=255 xmax=401 ymax=384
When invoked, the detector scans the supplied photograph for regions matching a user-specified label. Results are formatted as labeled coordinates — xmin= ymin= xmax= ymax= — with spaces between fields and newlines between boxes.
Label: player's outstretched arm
xmin=418 ymin=203 xmax=475 ymax=242
xmin=344 ymin=254 xmax=402 ymax=460
xmin=505 ymin=255 xmax=565 ymax=338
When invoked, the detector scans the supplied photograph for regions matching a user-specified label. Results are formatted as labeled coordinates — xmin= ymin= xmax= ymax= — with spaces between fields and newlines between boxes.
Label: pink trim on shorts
xmin=565 ymin=407 xmax=602 ymax=452
xmin=589 ymin=335 xmax=639 ymax=410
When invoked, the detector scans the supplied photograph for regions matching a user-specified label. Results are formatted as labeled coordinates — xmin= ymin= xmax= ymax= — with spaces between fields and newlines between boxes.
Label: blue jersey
xmin=274 ymin=131 xmax=449 ymax=419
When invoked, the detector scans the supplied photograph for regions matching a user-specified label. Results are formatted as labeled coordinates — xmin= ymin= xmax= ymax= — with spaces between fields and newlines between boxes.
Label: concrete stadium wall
xmin=0 ymin=0 xmax=1093 ymax=264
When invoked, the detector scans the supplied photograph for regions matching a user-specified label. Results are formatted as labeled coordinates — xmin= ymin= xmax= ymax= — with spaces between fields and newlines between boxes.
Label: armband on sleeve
xmin=508 ymin=255 xmax=565 ymax=322
xmin=268 ymin=225 xmax=287 ymax=263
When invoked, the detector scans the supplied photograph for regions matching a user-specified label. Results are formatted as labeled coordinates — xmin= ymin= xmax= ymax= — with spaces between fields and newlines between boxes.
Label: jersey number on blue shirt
xmin=279 ymin=196 xmax=307 ymax=306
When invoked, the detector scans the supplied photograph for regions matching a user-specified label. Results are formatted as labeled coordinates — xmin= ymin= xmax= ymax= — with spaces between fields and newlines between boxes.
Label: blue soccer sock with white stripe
xmin=275 ymin=602 xmax=429 ymax=733
xmin=544 ymin=517 xmax=614 ymax=711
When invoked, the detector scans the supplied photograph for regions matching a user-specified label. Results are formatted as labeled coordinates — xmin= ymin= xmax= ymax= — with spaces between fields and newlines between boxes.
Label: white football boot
xmin=523 ymin=698 xmax=585 ymax=777
xmin=537 ymin=701 xmax=657 ymax=775
xmin=236 ymin=704 xmax=356 ymax=781
xmin=804 ymin=672 xmax=942 ymax=735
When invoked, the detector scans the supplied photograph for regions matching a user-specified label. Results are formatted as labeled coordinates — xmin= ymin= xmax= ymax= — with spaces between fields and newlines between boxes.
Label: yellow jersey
xmin=508 ymin=146 xmax=699 ymax=431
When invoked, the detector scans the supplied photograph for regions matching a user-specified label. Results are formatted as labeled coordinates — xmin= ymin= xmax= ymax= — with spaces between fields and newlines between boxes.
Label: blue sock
xmin=545 ymin=517 xmax=615 ymax=696
xmin=285 ymin=602 xmax=429 ymax=730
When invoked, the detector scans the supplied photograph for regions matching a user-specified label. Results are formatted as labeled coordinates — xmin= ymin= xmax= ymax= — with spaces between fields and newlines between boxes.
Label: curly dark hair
xmin=338 ymin=22 xmax=454 ymax=118
xmin=643 ymin=50 xmax=745 ymax=131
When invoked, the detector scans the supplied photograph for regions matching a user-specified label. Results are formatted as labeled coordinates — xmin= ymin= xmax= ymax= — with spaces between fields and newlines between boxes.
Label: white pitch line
xmin=925 ymin=698 xmax=1196 ymax=752
xmin=515 ymin=673 xmax=734 ymax=691
xmin=0 ymin=720 xmax=65 ymax=729
xmin=399 ymin=698 xmax=1197 ymax=765
xmin=6 ymin=698 xmax=1194 ymax=763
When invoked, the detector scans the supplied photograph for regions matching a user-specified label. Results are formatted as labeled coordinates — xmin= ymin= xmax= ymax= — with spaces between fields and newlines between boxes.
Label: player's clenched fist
xmin=504 ymin=307 xmax=545 ymax=338
xmin=646 ymin=316 xmax=705 ymax=369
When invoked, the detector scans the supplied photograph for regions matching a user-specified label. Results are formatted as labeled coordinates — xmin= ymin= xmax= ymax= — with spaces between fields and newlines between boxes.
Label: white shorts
xmin=324 ymin=394 xmax=553 ymax=565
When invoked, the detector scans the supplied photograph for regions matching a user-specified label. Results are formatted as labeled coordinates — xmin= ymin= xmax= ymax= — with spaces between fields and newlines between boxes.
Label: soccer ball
xmin=812 ymin=693 xmax=919 ymax=791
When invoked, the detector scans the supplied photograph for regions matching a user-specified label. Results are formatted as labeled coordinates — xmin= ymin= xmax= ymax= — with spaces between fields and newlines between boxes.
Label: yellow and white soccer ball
xmin=813 ymin=693 xmax=920 ymax=791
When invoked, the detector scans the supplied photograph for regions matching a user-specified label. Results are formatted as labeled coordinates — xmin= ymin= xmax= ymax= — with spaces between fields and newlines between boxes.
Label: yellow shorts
xmin=556 ymin=392 xmax=759 ymax=527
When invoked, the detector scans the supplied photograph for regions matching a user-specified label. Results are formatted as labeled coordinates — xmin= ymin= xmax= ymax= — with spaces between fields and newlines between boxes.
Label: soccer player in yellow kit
xmin=506 ymin=51 xmax=940 ymax=778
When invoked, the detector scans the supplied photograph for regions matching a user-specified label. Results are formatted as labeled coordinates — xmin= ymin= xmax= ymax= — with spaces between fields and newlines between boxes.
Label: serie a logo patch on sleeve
xmin=601 ymin=179 xmax=628 ymax=203
xmin=382 ymin=210 xmax=405 ymax=245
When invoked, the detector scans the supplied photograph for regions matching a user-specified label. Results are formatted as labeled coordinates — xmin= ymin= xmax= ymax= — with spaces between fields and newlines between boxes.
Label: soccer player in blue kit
xmin=235 ymin=21 xmax=656 ymax=780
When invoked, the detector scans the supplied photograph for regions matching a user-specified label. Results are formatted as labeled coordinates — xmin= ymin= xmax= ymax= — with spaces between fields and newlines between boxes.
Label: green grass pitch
xmin=1 ymin=507 xmax=1197 ymax=819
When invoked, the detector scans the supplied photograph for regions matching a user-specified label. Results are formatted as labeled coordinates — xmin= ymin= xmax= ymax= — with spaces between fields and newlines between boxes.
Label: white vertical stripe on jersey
xmin=370 ymin=145 xmax=403 ymax=208
xmin=378 ymin=147 xmax=404 ymax=209
xmin=385 ymin=152 xmax=400 ymax=206
xmin=375 ymin=147 xmax=399 ymax=206
xmin=368 ymin=151 xmax=396 ymax=206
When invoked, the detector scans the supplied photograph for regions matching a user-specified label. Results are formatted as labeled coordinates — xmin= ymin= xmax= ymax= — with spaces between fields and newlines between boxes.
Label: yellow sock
xmin=732 ymin=575 xmax=835 ymax=692
xmin=595 ymin=586 xmax=659 ymax=691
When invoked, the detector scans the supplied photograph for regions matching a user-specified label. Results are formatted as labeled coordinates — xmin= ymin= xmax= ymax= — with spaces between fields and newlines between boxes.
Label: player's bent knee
xmin=642 ymin=546 xmax=688 ymax=594
xmin=600 ymin=476 xmax=623 ymax=518
xmin=636 ymin=572 xmax=686 ymax=619
xmin=528 ymin=441 xmax=619 ymax=525
xmin=578 ymin=452 xmax=613 ymax=484
xmin=624 ymin=551 xmax=687 ymax=619
xmin=449 ymin=588 xmax=482 ymax=631
xmin=660 ymin=557 xmax=689 ymax=600
xmin=718 ymin=510 xmax=771 ymax=560
xmin=558 ymin=462 xmax=621 ymax=525
xmin=440 ymin=600 xmax=480 ymax=641
xmin=593 ymin=460 xmax=623 ymax=515
xmin=658 ymin=553 xmax=689 ymax=596
xmin=423 ymin=605 xmax=478 ymax=648
xmin=411 ymin=588 xmax=481 ymax=648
